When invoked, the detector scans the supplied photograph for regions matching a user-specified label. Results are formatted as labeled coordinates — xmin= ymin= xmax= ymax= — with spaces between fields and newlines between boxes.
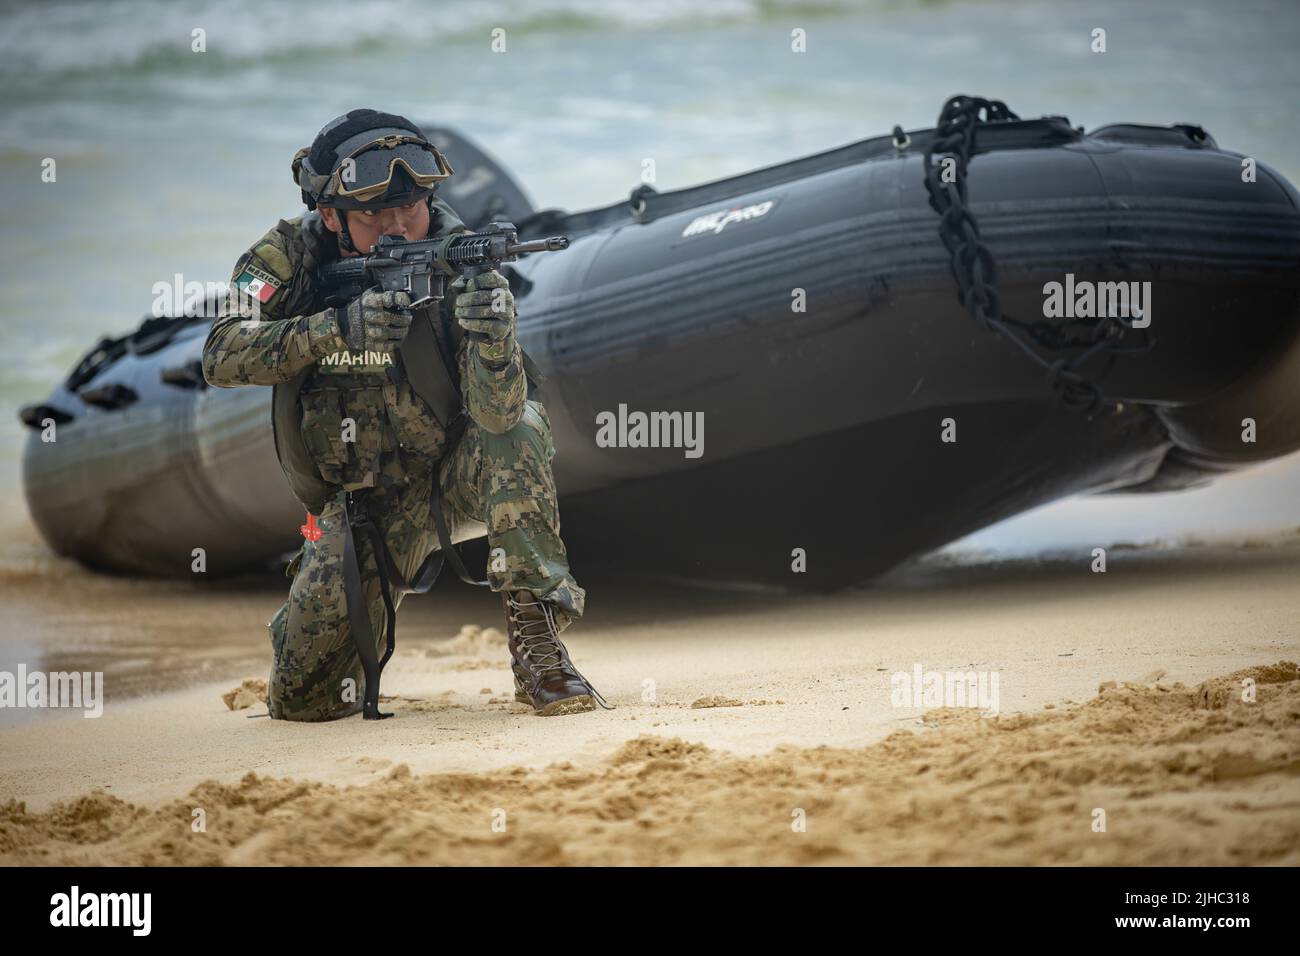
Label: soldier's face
xmin=321 ymin=200 xmax=431 ymax=255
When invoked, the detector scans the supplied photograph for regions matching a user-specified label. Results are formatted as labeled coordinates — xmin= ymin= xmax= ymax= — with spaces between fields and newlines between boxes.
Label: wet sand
xmin=2 ymin=508 xmax=1298 ymax=865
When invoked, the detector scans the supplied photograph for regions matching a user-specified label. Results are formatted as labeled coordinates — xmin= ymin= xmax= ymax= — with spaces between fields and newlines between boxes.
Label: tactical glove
xmin=336 ymin=289 xmax=414 ymax=353
xmin=454 ymin=271 xmax=516 ymax=342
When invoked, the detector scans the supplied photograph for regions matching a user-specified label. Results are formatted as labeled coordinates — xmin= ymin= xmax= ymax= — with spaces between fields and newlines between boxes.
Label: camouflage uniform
xmin=201 ymin=199 xmax=585 ymax=721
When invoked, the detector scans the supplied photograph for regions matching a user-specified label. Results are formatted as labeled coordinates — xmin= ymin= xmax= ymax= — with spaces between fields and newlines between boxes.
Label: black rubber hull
xmin=21 ymin=117 xmax=1300 ymax=587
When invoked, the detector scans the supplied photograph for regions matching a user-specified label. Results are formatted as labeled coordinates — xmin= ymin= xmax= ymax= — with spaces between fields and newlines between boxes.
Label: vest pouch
xmin=299 ymin=384 xmax=349 ymax=486
xmin=271 ymin=373 xmax=335 ymax=516
xmin=341 ymin=383 xmax=390 ymax=480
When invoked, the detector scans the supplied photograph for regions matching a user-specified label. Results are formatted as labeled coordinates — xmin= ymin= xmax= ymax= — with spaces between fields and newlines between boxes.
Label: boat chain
xmin=915 ymin=94 xmax=1155 ymax=415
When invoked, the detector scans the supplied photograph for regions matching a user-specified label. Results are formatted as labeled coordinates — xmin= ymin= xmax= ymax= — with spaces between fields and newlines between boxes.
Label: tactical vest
xmin=268 ymin=212 xmax=545 ymax=516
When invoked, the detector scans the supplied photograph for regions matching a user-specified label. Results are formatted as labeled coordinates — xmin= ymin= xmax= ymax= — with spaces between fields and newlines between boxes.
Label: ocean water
xmin=1 ymin=0 xmax=1298 ymax=555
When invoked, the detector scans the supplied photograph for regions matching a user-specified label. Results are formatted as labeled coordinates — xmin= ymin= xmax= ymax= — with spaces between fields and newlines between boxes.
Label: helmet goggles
xmin=327 ymin=134 xmax=454 ymax=205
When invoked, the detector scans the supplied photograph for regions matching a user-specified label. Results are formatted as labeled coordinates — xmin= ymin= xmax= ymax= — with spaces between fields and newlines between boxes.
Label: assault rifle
xmin=318 ymin=220 xmax=568 ymax=339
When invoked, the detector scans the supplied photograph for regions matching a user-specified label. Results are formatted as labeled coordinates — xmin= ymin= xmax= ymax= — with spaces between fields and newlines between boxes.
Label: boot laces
xmin=507 ymin=593 xmax=570 ymax=676
xmin=506 ymin=592 xmax=613 ymax=709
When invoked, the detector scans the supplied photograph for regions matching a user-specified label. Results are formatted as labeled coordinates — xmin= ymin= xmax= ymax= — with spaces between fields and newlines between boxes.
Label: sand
xmin=3 ymin=663 xmax=1296 ymax=866
xmin=2 ymin=508 xmax=1299 ymax=865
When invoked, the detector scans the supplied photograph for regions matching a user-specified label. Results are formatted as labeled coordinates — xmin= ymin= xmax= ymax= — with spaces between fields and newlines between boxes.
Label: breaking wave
xmin=0 ymin=0 xmax=873 ymax=84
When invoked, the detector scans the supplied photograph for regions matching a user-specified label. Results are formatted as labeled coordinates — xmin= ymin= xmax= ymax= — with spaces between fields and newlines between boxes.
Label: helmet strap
xmin=335 ymin=208 xmax=359 ymax=255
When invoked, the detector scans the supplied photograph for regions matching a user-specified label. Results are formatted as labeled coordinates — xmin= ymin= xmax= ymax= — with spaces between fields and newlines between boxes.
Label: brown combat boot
xmin=503 ymin=589 xmax=609 ymax=716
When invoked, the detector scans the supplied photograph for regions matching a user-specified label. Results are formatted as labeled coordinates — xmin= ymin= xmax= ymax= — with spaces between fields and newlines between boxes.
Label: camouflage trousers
xmin=266 ymin=399 xmax=585 ymax=721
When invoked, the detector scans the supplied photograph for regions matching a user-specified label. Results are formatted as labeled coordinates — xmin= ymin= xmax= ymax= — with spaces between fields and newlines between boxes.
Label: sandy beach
xmin=2 ymin=504 xmax=1297 ymax=866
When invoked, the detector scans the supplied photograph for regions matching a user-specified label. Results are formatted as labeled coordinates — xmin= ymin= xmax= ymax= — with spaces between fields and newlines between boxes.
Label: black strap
xmin=430 ymin=411 xmax=491 ymax=588
xmin=365 ymin=409 xmax=487 ymax=591
xmin=341 ymin=491 xmax=397 ymax=720
xmin=401 ymin=306 xmax=463 ymax=430
xmin=338 ymin=413 xmax=490 ymax=721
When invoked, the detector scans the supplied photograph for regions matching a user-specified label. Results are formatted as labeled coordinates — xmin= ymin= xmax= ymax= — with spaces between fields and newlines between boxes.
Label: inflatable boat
xmin=20 ymin=97 xmax=1300 ymax=589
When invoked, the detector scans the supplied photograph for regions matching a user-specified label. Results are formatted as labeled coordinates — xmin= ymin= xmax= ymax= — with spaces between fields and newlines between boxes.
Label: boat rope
xmin=920 ymin=94 xmax=1155 ymax=415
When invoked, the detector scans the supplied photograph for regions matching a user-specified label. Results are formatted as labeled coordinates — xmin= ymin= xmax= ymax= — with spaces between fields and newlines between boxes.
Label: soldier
xmin=202 ymin=109 xmax=607 ymax=721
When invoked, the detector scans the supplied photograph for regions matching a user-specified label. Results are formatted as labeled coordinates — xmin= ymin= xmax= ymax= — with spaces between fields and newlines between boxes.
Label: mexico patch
xmin=236 ymin=263 xmax=281 ymax=303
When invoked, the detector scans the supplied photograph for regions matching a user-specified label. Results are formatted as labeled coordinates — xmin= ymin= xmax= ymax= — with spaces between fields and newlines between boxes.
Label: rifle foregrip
xmin=321 ymin=258 xmax=370 ymax=284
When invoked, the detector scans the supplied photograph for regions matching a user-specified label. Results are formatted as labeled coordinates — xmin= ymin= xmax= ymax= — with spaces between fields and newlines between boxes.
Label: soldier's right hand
xmin=337 ymin=289 xmax=413 ymax=353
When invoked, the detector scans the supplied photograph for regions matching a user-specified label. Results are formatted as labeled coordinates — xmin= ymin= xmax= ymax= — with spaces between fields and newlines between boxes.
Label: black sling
xmin=340 ymin=302 xmax=512 ymax=720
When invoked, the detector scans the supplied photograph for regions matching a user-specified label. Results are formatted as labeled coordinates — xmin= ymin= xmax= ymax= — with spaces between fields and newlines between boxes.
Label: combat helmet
xmin=291 ymin=109 xmax=455 ymax=250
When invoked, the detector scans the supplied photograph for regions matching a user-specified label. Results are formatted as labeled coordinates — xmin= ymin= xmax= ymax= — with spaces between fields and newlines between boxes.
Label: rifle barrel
xmin=509 ymin=237 xmax=569 ymax=254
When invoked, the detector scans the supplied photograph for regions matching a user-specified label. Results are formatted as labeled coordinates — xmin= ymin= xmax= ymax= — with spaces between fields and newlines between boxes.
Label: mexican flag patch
xmin=236 ymin=264 xmax=281 ymax=303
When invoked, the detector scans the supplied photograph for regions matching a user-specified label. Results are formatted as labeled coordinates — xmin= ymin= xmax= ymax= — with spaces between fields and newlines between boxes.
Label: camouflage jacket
xmin=201 ymin=198 xmax=530 ymax=497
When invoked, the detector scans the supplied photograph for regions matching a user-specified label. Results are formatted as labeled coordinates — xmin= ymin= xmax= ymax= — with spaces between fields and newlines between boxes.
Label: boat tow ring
xmin=629 ymin=183 xmax=657 ymax=221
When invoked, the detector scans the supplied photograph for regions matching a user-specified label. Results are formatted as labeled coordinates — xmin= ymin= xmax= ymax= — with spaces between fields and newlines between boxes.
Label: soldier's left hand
xmin=454 ymin=270 xmax=516 ymax=340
